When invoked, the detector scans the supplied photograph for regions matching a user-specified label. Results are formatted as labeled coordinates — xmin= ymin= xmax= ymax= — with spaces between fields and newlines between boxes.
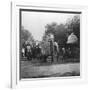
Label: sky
xmin=22 ymin=11 xmax=77 ymax=41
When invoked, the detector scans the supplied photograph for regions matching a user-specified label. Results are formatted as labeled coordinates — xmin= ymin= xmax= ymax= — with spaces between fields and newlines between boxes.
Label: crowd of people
xmin=21 ymin=32 xmax=79 ymax=62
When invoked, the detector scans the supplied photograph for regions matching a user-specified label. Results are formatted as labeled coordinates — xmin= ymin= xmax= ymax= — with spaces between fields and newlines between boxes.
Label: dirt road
xmin=20 ymin=61 xmax=80 ymax=78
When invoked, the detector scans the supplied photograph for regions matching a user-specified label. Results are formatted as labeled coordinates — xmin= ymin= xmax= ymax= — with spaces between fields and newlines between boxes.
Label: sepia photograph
xmin=20 ymin=9 xmax=81 ymax=79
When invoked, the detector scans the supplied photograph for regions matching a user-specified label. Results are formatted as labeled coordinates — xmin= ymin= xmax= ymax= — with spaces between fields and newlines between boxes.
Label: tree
xmin=42 ymin=15 xmax=80 ymax=47
xmin=45 ymin=22 xmax=57 ymax=35
xmin=66 ymin=15 xmax=80 ymax=47
xmin=44 ymin=23 xmax=67 ymax=47
xmin=20 ymin=26 xmax=34 ymax=48
xmin=55 ymin=24 xmax=67 ymax=46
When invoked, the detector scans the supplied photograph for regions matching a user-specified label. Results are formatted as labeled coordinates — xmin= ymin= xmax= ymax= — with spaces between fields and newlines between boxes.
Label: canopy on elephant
xmin=67 ymin=33 xmax=78 ymax=44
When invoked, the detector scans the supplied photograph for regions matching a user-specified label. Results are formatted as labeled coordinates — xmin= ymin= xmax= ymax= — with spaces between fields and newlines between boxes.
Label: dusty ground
xmin=20 ymin=59 xmax=80 ymax=79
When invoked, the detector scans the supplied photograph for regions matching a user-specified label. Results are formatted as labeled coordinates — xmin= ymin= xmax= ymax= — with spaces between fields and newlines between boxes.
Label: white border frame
xmin=11 ymin=1 xmax=88 ymax=89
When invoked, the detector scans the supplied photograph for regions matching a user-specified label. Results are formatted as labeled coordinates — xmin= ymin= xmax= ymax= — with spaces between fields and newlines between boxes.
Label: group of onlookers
xmin=21 ymin=32 xmax=79 ymax=62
